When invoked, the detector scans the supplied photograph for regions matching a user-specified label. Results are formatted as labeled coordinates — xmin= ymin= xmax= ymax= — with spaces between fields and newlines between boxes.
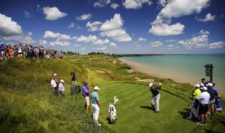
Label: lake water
xmin=122 ymin=55 xmax=225 ymax=95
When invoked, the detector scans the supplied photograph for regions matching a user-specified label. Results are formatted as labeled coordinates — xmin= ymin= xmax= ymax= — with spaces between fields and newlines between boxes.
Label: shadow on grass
xmin=178 ymin=108 xmax=190 ymax=119
xmin=140 ymin=105 xmax=155 ymax=111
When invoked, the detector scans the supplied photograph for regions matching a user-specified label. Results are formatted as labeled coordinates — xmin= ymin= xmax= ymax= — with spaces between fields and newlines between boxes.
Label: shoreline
xmin=119 ymin=57 xmax=225 ymax=97
xmin=119 ymin=58 xmax=200 ymax=85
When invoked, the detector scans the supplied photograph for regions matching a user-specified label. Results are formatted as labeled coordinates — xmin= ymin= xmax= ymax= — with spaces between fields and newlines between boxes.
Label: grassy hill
xmin=0 ymin=55 xmax=225 ymax=133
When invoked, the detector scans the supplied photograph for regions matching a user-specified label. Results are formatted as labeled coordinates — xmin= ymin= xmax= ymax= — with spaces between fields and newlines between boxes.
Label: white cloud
xmin=68 ymin=22 xmax=75 ymax=29
xmin=208 ymin=41 xmax=225 ymax=49
xmin=38 ymin=40 xmax=48 ymax=45
xmin=150 ymin=0 xmax=209 ymax=36
xmin=110 ymin=42 xmax=117 ymax=47
xmin=197 ymin=13 xmax=216 ymax=22
xmin=0 ymin=13 xmax=22 ymax=37
xmin=85 ymin=14 xmax=131 ymax=42
xmin=75 ymin=35 xmax=111 ymax=45
xmin=99 ymin=13 xmax=132 ymax=42
xmin=86 ymin=21 xmax=102 ymax=32
xmin=138 ymin=37 xmax=146 ymax=41
xmin=150 ymin=41 xmax=163 ymax=47
xmin=177 ymin=30 xmax=209 ymax=49
xmin=43 ymin=30 xmax=71 ymax=40
xmin=2 ymin=32 xmax=35 ymax=44
xmin=100 ymin=14 xmax=123 ymax=31
xmin=43 ymin=6 xmax=67 ymax=21
xmin=176 ymin=30 xmax=225 ymax=49
xmin=50 ymin=40 xmax=70 ymax=46
xmin=158 ymin=0 xmax=167 ymax=7
xmin=111 ymin=3 xmax=120 ymax=9
xmin=123 ymin=0 xmax=152 ymax=9
xmin=22 ymin=32 xmax=35 ymax=43
xmin=100 ymin=29 xmax=132 ymax=42
xmin=76 ymin=13 xmax=92 ymax=21
xmin=24 ymin=10 xmax=33 ymax=18
xmin=93 ymin=0 xmax=111 ymax=8
xmin=150 ymin=22 xmax=185 ymax=36
xmin=159 ymin=0 xmax=209 ymax=19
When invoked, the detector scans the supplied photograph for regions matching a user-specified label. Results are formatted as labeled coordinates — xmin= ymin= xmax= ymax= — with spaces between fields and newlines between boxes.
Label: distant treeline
xmin=63 ymin=51 xmax=80 ymax=55
xmin=87 ymin=52 xmax=168 ymax=57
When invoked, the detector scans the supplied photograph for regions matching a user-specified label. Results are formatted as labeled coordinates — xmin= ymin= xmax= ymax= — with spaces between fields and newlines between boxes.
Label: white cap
xmin=194 ymin=84 xmax=200 ymax=88
xmin=207 ymin=83 xmax=213 ymax=87
xmin=202 ymin=87 xmax=208 ymax=91
xmin=149 ymin=83 xmax=153 ymax=87
xmin=60 ymin=79 xmax=64 ymax=83
xmin=54 ymin=73 xmax=57 ymax=76
xmin=200 ymin=83 xmax=204 ymax=87
xmin=94 ymin=86 xmax=100 ymax=91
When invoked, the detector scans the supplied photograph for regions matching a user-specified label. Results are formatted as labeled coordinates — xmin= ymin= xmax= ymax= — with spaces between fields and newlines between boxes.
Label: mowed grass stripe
xmin=99 ymin=82 xmax=196 ymax=133
xmin=100 ymin=83 xmax=135 ymax=99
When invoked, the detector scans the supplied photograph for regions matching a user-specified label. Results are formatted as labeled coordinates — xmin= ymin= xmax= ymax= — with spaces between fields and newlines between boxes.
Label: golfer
xmin=149 ymin=82 xmax=161 ymax=113
xmin=91 ymin=86 xmax=101 ymax=126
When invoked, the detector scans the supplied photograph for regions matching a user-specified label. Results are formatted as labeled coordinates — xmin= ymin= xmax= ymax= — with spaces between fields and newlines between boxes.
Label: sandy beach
xmin=119 ymin=58 xmax=202 ymax=85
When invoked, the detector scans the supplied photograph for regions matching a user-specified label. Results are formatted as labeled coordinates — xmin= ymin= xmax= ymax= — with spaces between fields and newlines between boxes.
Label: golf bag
xmin=189 ymin=100 xmax=200 ymax=120
xmin=108 ymin=96 xmax=119 ymax=124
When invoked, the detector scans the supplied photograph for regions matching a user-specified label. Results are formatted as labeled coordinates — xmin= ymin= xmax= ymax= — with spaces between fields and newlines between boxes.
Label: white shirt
xmin=196 ymin=91 xmax=210 ymax=104
xmin=51 ymin=79 xmax=57 ymax=88
xmin=59 ymin=83 xmax=65 ymax=92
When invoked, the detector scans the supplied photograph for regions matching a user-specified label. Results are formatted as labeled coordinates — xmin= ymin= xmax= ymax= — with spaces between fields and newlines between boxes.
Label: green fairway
xmin=0 ymin=55 xmax=225 ymax=133
xmin=97 ymin=81 xmax=199 ymax=133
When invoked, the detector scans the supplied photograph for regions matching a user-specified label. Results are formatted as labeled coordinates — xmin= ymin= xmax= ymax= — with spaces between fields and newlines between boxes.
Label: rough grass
xmin=0 ymin=55 xmax=225 ymax=133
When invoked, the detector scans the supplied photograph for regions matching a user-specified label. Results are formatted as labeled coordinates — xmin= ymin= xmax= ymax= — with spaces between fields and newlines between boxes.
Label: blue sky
xmin=0 ymin=0 xmax=225 ymax=54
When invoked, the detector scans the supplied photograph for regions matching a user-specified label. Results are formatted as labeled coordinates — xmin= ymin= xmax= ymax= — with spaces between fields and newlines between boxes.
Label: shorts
xmin=199 ymin=104 xmax=209 ymax=114
xmin=85 ymin=96 xmax=90 ymax=106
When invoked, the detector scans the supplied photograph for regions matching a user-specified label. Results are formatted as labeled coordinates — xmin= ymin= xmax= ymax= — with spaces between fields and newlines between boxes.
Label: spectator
xmin=51 ymin=73 xmax=58 ymax=96
xmin=59 ymin=79 xmax=65 ymax=97
xmin=207 ymin=83 xmax=218 ymax=116
xmin=82 ymin=81 xmax=90 ymax=113
xmin=196 ymin=87 xmax=210 ymax=125
xmin=91 ymin=86 xmax=101 ymax=126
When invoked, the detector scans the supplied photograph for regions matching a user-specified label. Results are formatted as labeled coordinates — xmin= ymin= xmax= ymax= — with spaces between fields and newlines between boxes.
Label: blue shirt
xmin=208 ymin=87 xmax=218 ymax=100
xmin=91 ymin=91 xmax=99 ymax=104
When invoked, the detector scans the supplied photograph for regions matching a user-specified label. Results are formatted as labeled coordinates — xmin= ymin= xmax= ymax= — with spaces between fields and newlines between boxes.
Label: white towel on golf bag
xmin=108 ymin=96 xmax=119 ymax=123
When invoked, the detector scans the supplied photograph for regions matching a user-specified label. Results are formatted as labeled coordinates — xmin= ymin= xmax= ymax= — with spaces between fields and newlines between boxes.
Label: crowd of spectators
xmin=0 ymin=44 xmax=63 ymax=60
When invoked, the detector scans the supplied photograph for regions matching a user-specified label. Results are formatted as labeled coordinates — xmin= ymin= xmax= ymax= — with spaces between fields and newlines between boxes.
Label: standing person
xmin=91 ymin=86 xmax=101 ymax=126
xmin=59 ymin=79 xmax=65 ymax=97
xmin=187 ymin=84 xmax=201 ymax=120
xmin=17 ymin=45 xmax=23 ymax=58
xmin=82 ymin=81 xmax=90 ymax=113
xmin=201 ymin=78 xmax=207 ymax=86
xmin=51 ymin=73 xmax=58 ymax=96
xmin=215 ymin=95 xmax=223 ymax=112
xmin=149 ymin=82 xmax=162 ymax=113
xmin=196 ymin=87 xmax=210 ymax=125
xmin=70 ymin=72 xmax=76 ymax=95
xmin=0 ymin=44 xmax=5 ymax=60
xmin=71 ymin=72 xmax=76 ymax=85
xmin=207 ymin=83 xmax=218 ymax=116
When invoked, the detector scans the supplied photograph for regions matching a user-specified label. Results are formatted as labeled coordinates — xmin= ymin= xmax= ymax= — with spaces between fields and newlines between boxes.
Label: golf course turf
xmin=0 ymin=55 xmax=224 ymax=133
